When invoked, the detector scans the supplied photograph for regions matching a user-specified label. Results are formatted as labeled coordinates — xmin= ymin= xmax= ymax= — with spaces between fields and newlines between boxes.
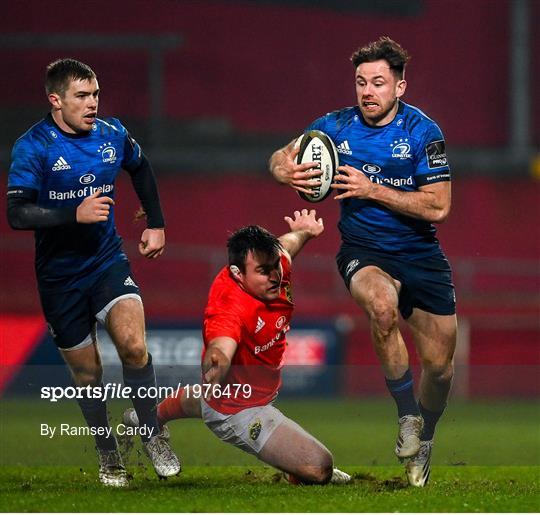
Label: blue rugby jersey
xmin=8 ymin=114 xmax=143 ymax=288
xmin=306 ymin=101 xmax=451 ymax=257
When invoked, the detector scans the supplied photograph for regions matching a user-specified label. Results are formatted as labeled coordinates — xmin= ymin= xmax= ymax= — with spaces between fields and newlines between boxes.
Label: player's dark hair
xmin=45 ymin=58 xmax=96 ymax=96
xmin=227 ymin=225 xmax=282 ymax=272
xmin=351 ymin=37 xmax=410 ymax=79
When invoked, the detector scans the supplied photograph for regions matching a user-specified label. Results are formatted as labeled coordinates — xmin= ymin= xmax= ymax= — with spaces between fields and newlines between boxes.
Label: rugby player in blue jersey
xmin=269 ymin=37 xmax=457 ymax=487
xmin=6 ymin=59 xmax=180 ymax=486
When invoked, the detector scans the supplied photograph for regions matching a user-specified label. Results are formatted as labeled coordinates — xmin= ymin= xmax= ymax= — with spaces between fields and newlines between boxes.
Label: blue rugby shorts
xmin=39 ymin=260 xmax=141 ymax=350
xmin=336 ymin=245 xmax=456 ymax=319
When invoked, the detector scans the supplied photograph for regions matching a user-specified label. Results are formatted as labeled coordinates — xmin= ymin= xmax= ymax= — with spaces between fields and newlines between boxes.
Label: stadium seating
xmin=1 ymin=0 xmax=538 ymax=147
xmin=1 ymin=1 xmax=538 ymax=397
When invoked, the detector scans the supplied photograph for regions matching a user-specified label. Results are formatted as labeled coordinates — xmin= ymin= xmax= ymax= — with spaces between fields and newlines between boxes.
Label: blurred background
xmin=0 ymin=0 xmax=538 ymax=401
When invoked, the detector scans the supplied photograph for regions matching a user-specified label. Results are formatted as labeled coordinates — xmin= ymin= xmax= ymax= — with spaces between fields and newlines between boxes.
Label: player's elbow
xmin=429 ymin=205 xmax=451 ymax=224
xmin=7 ymin=217 xmax=23 ymax=230
xmin=7 ymin=208 xmax=27 ymax=230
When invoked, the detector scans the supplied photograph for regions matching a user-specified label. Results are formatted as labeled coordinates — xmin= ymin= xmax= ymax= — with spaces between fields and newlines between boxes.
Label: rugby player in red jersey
xmin=124 ymin=209 xmax=350 ymax=484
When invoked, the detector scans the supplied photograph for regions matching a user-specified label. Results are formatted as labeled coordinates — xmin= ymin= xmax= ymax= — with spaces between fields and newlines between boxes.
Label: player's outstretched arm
xmin=202 ymin=337 xmax=238 ymax=386
xmin=279 ymin=209 xmax=324 ymax=260
xmin=269 ymin=139 xmax=322 ymax=195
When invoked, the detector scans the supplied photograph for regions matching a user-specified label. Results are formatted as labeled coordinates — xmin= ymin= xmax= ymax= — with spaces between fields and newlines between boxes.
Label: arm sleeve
xmin=118 ymin=124 xmax=164 ymax=228
xmin=124 ymin=153 xmax=165 ymax=228
xmin=8 ymin=136 xmax=44 ymax=191
xmin=7 ymin=187 xmax=77 ymax=230
xmin=121 ymin=127 xmax=143 ymax=169
xmin=414 ymin=123 xmax=451 ymax=187
xmin=204 ymin=313 xmax=243 ymax=344
xmin=7 ymin=135 xmax=76 ymax=229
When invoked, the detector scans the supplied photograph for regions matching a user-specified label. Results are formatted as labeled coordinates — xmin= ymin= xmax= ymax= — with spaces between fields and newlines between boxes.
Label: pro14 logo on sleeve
xmin=426 ymin=140 xmax=448 ymax=169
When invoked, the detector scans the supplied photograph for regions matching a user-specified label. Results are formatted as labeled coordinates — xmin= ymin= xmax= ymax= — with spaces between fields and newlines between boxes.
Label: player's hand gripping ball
xmin=294 ymin=130 xmax=339 ymax=203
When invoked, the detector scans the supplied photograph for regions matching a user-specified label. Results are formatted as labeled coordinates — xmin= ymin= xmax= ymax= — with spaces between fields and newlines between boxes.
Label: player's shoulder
xmin=207 ymin=268 xmax=249 ymax=314
xmin=321 ymin=106 xmax=358 ymax=127
xmin=399 ymin=101 xmax=444 ymax=137
xmin=94 ymin=117 xmax=129 ymax=138
xmin=308 ymin=106 xmax=358 ymax=133
xmin=13 ymin=117 xmax=56 ymax=152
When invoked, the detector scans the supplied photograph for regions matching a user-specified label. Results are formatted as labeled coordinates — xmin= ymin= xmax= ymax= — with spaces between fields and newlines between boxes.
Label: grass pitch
xmin=1 ymin=398 xmax=539 ymax=512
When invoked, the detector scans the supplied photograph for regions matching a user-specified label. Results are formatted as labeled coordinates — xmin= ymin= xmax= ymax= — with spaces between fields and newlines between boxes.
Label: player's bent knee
xmin=423 ymin=360 xmax=454 ymax=384
xmin=369 ymin=302 xmax=399 ymax=336
xmin=296 ymin=451 xmax=333 ymax=485
xmin=317 ymin=453 xmax=334 ymax=484
xmin=70 ymin=366 xmax=103 ymax=387
xmin=118 ymin=344 xmax=148 ymax=368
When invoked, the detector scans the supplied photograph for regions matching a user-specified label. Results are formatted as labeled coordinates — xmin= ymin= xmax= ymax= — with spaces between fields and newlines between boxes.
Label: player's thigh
xmin=336 ymin=247 xmax=401 ymax=313
xmin=201 ymin=401 xmax=285 ymax=456
xmin=91 ymin=261 xmax=143 ymax=327
xmin=397 ymin=252 xmax=456 ymax=322
xmin=105 ymin=298 xmax=148 ymax=365
xmin=39 ymin=286 xmax=95 ymax=351
xmin=258 ymin=415 xmax=333 ymax=472
xmin=349 ymin=266 xmax=401 ymax=314
xmin=407 ymin=308 xmax=457 ymax=365
xmin=202 ymin=401 xmax=332 ymax=475
xmin=89 ymin=261 xmax=145 ymax=351
xmin=106 ymin=298 xmax=145 ymax=344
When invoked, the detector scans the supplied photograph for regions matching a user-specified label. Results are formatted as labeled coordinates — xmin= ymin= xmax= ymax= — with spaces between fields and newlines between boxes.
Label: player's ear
xmin=48 ymin=92 xmax=62 ymax=110
xmin=229 ymin=265 xmax=241 ymax=280
xmin=396 ymin=79 xmax=407 ymax=98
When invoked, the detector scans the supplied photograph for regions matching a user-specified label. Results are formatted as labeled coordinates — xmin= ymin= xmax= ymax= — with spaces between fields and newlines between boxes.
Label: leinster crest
xmin=98 ymin=142 xmax=117 ymax=164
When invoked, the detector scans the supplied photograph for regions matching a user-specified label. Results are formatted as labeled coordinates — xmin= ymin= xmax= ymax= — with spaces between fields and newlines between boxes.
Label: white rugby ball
xmin=294 ymin=130 xmax=339 ymax=203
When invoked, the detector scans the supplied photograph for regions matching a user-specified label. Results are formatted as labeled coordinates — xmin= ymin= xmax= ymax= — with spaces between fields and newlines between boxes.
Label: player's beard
xmin=361 ymin=98 xmax=397 ymax=125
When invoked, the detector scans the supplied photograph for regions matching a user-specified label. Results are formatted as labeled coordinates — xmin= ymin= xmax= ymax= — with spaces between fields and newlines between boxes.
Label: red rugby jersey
xmin=202 ymin=253 xmax=294 ymax=414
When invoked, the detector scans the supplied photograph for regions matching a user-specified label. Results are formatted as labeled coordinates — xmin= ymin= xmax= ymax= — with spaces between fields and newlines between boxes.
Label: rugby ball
xmin=294 ymin=130 xmax=339 ymax=203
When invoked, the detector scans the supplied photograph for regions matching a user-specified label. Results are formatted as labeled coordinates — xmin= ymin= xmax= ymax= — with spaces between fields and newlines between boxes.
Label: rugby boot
xmin=122 ymin=407 xmax=139 ymax=427
xmin=330 ymin=467 xmax=352 ymax=484
xmin=143 ymin=432 xmax=181 ymax=478
xmin=97 ymin=448 xmax=129 ymax=487
xmin=406 ymin=440 xmax=433 ymax=487
xmin=395 ymin=414 xmax=423 ymax=459
xmin=123 ymin=407 xmax=170 ymax=440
